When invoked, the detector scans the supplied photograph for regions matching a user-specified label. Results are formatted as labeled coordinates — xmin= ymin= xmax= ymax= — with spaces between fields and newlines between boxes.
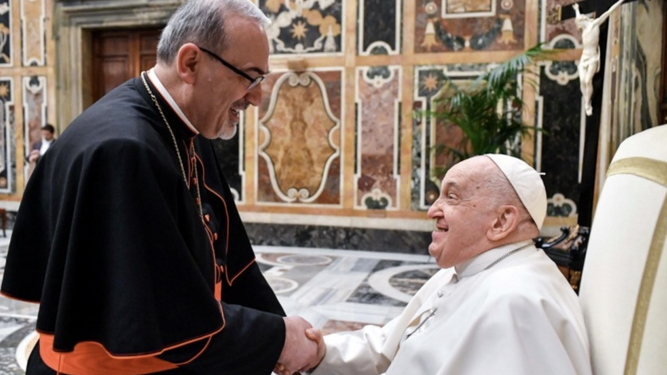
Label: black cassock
xmin=1 ymin=76 xmax=285 ymax=374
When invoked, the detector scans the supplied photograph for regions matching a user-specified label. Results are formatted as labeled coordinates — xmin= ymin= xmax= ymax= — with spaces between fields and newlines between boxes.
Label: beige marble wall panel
xmin=20 ymin=0 xmax=45 ymax=66
xmin=354 ymin=66 xmax=401 ymax=210
xmin=257 ymin=70 xmax=342 ymax=205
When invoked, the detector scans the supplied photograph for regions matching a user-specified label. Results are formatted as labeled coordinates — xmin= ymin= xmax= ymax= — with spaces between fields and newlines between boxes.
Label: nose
xmin=244 ymin=83 xmax=262 ymax=107
xmin=427 ymin=199 xmax=442 ymax=219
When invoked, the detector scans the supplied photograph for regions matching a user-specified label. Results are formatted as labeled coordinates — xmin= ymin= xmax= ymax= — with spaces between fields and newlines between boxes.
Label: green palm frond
xmin=421 ymin=44 xmax=551 ymax=174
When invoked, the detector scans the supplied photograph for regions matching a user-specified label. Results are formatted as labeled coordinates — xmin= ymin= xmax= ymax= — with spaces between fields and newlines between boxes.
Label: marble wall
xmin=0 ymin=0 xmax=54 ymax=196
xmin=0 ymin=0 xmax=663 ymax=251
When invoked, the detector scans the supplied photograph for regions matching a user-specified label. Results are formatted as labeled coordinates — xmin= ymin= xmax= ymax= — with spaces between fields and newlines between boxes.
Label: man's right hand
xmin=303 ymin=328 xmax=325 ymax=371
xmin=277 ymin=316 xmax=318 ymax=374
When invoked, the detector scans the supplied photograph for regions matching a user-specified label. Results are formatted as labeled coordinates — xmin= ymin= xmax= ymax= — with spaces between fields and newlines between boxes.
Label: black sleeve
xmin=223 ymin=262 xmax=286 ymax=316
xmin=158 ymin=304 xmax=286 ymax=375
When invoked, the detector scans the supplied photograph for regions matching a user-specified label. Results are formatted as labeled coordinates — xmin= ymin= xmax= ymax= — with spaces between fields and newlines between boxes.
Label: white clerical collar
xmin=454 ymin=240 xmax=534 ymax=278
xmin=146 ymin=68 xmax=199 ymax=135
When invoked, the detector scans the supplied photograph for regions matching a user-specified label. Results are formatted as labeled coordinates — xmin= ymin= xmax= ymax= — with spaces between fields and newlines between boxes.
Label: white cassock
xmin=311 ymin=241 xmax=592 ymax=375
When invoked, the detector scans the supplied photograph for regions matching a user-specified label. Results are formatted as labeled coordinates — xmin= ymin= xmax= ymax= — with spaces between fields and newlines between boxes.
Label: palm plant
xmin=426 ymin=44 xmax=549 ymax=172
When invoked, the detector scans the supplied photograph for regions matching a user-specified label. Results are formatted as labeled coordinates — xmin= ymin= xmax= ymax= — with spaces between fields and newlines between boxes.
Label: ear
xmin=175 ymin=43 xmax=202 ymax=85
xmin=486 ymin=205 xmax=520 ymax=242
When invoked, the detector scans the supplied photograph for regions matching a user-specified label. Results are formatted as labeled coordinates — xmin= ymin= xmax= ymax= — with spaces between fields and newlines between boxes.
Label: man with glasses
xmin=292 ymin=155 xmax=592 ymax=375
xmin=2 ymin=0 xmax=316 ymax=374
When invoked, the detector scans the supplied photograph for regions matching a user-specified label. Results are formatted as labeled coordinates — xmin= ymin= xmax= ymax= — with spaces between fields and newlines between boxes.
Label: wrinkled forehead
xmin=443 ymin=157 xmax=495 ymax=188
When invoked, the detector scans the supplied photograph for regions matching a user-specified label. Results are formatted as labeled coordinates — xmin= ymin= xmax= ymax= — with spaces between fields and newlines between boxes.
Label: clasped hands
xmin=275 ymin=316 xmax=325 ymax=375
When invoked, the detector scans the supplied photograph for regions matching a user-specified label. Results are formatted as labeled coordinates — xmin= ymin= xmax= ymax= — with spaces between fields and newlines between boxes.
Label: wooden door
xmin=91 ymin=28 xmax=162 ymax=103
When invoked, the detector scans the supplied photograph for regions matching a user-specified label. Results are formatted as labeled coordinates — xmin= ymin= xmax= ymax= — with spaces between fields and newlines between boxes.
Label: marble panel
xmin=257 ymin=71 xmax=342 ymax=205
xmin=259 ymin=0 xmax=343 ymax=55
xmin=245 ymin=222 xmax=432 ymax=254
xmin=0 ymin=77 xmax=14 ymax=193
xmin=355 ymin=66 xmax=401 ymax=209
xmin=541 ymin=0 xmax=581 ymax=46
xmin=358 ymin=0 xmax=401 ymax=55
xmin=412 ymin=64 xmax=489 ymax=210
xmin=20 ymin=0 xmax=45 ymax=66
xmin=537 ymin=63 xmax=581 ymax=207
xmin=22 ymin=76 xmax=46 ymax=184
xmin=211 ymin=131 xmax=243 ymax=202
xmin=415 ymin=0 xmax=525 ymax=53
xmin=0 ymin=0 xmax=10 ymax=67
xmin=612 ymin=1 xmax=664 ymax=146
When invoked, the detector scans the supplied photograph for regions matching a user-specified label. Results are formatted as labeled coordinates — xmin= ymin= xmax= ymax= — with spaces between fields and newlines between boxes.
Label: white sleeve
xmin=309 ymin=323 xmax=392 ymax=375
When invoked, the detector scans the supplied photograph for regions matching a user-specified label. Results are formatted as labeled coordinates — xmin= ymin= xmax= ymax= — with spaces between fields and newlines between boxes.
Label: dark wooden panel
xmin=91 ymin=28 xmax=161 ymax=103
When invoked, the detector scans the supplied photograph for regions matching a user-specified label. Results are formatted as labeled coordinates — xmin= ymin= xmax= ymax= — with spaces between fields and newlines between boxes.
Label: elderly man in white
xmin=298 ymin=154 xmax=592 ymax=375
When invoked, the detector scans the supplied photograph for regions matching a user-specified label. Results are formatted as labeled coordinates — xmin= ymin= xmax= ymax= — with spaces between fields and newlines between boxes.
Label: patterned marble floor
xmin=0 ymin=231 xmax=438 ymax=373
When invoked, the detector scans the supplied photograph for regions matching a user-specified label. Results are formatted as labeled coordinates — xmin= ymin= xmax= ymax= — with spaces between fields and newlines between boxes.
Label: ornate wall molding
xmin=0 ymin=0 xmax=12 ymax=67
xmin=0 ymin=77 xmax=14 ymax=193
xmin=20 ymin=0 xmax=46 ymax=66
xmin=358 ymin=0 xmax=401 ymax=55
xmin=258 ymin=70 xmax=342 ymax=205
xmin=354 ymin=66 xmax=401 ymax=210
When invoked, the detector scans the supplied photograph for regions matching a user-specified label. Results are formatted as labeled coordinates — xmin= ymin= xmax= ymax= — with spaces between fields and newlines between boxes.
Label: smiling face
xmin=426 ymin=157 xmax=501 ymax=268
xmin=192 ymin=16 xmax=270 ymax=139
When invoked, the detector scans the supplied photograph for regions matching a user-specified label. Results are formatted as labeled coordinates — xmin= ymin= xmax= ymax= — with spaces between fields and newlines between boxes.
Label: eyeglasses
xmin=197 ymin=46 xmax=265 ymax=91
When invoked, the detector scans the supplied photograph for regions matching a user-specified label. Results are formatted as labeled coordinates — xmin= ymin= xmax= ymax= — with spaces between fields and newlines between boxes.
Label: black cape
xmin=2 ymin=77 xmax=286 ymax=374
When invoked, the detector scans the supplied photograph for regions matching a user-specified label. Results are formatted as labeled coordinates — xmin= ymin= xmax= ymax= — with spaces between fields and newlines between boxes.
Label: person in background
xmin=27 ymin=124 xmax=56 ymax=164
xmin=2 ymin=0 xmax=316 ymax=374
xmin=295 ymin=154 xmax=592 ymax=375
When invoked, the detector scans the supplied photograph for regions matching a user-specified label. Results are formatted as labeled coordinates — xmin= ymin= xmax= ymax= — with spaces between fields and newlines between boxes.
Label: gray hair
xmin=157 ymin=0 xmax=270 ymax=65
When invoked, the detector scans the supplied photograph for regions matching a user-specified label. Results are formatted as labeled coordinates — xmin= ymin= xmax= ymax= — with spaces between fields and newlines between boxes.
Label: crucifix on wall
xmin=547 ymin=0 xmax=638 ymax=227
xmin=572 ymin=0 xmax=626 ymax=116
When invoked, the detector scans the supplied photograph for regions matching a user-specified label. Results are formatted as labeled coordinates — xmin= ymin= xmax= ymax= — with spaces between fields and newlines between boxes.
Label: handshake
xmin=275 ymin=316 xmax=326 ymax=375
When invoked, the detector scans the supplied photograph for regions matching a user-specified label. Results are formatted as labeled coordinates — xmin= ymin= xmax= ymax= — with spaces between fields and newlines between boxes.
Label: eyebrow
xmin=444 ymin=181 xmax=459 ymax=189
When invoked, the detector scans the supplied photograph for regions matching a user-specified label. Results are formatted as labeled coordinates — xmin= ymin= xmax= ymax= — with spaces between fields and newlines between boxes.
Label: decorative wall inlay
xmin=442 ymin=0 xmax=495 ymax=18
xmin=0 ymin=77 xmax=13 ymax=193
xmin=547 ymin=193 xmax=577 ymax=217
xmin=0 ymin=0 xmax=11 ymax=67
xmin=258 ymin=70 xmax=342 ymax=205
xmin=416 ymin=0 xmax=525 ymax=53
xmin=260 ymin=0 xmax=344 ymax=55
xmin=412 ymin=64 xmax=490 ymax=210
xmin=212 ymin=127 xmax=244 ymax=203
xmin=536 ymin=64 xmax=582 ymax=205
xmin=23 ymin=75 xmax=46 ymax=163
xmin=20 ymin=0 xmax=45 ymax=66
xmin=355 ymin=66 xmax=401 ymax=210
xmin=541 ymin=0 xmax=581 ymax=44
xmin=358 ymin=0 xmax=401 ymax=55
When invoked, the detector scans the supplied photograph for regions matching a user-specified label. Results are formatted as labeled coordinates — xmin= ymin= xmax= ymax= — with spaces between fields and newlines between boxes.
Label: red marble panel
xmin=355 ymin=67 xmax=400 ymax=209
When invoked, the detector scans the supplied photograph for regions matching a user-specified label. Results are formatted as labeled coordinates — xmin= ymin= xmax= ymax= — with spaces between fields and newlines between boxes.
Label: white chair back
xmin=579 ymin=124 xmax=667 ymax=375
